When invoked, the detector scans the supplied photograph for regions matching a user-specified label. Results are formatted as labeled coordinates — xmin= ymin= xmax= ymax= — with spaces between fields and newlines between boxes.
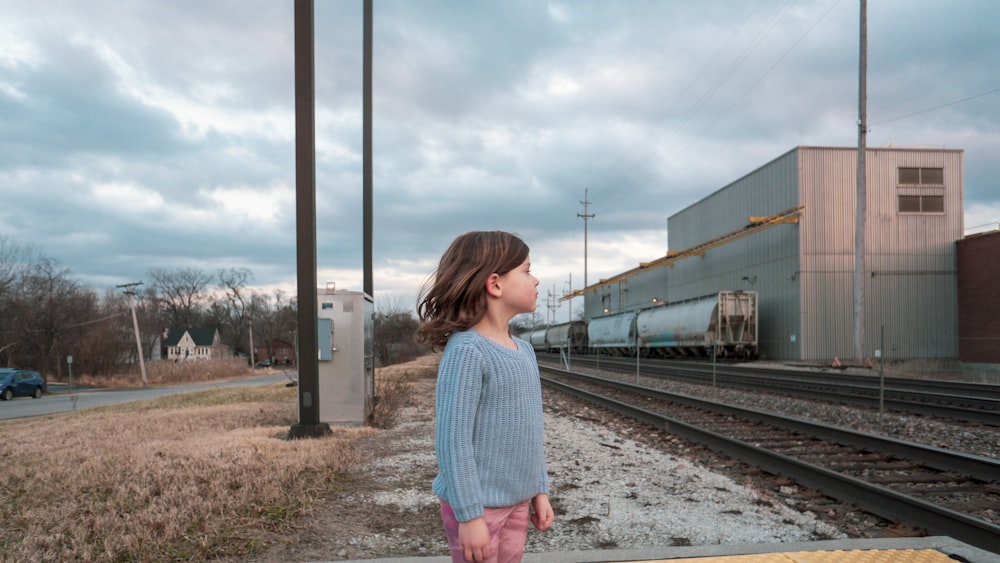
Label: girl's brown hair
xmin=416 ymin=231 xmax=530 ymax=349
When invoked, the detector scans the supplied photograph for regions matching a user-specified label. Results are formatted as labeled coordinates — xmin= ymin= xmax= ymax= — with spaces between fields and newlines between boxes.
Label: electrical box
xmin=316 ymin=288 xmax=374 ymax=425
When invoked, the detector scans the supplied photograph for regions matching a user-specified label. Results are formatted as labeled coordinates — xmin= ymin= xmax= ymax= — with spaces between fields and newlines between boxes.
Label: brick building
xmin=956 ymin=229 xmax=1000 ymax=366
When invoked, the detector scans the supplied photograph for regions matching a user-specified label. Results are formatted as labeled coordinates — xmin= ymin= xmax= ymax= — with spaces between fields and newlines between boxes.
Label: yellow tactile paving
xmin=614 ymin=548 xmax=956 ymax=563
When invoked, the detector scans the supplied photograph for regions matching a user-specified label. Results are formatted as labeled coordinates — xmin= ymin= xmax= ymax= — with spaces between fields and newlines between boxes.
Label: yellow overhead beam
xmin=562 ymin=205 xmax=804 ymax=300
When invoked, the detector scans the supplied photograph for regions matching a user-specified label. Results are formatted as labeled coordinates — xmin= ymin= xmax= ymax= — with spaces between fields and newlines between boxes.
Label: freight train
xmin=520 ymin=290 xmax=758 ymax=360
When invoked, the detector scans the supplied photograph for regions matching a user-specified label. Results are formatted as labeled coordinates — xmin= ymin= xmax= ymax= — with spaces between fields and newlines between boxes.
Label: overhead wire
xmin=587 ymin=0 xmax=802 ymax=216
xmin=670 ymin=0 xmax=843 ymax=164
xmin=587 ymin=1 xmax=771 ymax=208
xmin=871 ymin=87 xmax=1000 ymax=126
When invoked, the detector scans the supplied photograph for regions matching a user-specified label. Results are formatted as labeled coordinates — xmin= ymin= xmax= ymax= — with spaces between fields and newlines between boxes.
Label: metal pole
xmin=879 ymin=324 xmax=885 ymax=425
xmin=567 ymin=273 xmax=572 ymax=324
xmin=712 ymin=343 xmax=717 ymax=388
xmin=289 ymin=0 xmax=330 ymax=438
xmin=853 ymin=0 xmax=868 ymax=365
xmin=363 ymin=0 xmax=373 ymax=298
xmin=635 ymin=338 xmax=640 ymax=384
xmin=578 ymin=189 xmax=594 ymax=287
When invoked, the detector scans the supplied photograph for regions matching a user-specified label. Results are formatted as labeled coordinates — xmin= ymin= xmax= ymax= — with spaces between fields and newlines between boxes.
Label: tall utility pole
xmin=248 ymin=318 xmax=255 ymax=368
xmin=546 ymin=285 xmax=559 ymax=325
xmin=854 ymin=0 xmax=868 ymax=365
xmin=565 ymin=273 xmax=572 ymax=323
xmin=289 ymin=0 xmax=330 ymax=439
xmin=117 ymin=282 xmax=147 ymax=387
xmin=363 ymin=0 xmax=373 ymax=298
xmin=578 ymin=189 xmax=594 ymax=287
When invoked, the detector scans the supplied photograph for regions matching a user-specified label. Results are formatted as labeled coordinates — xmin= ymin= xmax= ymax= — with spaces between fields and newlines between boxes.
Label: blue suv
xmin=0 ymin=368 xmax=45 ymax=401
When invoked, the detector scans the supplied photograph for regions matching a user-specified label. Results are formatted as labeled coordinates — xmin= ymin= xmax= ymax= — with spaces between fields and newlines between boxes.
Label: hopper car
xmin=520 ymin=290 xmax=758 ymax=360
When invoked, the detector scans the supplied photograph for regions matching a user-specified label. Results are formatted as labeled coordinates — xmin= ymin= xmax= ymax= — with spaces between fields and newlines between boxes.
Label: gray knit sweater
xmin=432 ymin=330 xmax=550 ymax=522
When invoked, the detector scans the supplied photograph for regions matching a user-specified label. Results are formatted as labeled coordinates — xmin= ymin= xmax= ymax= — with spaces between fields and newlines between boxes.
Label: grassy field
xmin=0 ymin=358 xmax=433 ymax=561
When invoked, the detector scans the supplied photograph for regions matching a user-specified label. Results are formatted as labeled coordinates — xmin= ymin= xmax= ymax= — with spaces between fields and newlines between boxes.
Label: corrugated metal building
xmin=581 ymin=146 xmax=963 ymax=363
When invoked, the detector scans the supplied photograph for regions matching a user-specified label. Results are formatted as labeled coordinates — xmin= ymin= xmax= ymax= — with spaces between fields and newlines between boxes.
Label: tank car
xmin=526 ymin=327 xmax=549 ymax=352
xmin=544 ymin=320 xmax=589 ymax=353
xmin=636 ymin=290 xmax=757 ymax=359
xmin=587 ymin=311 xmax=637 ymax=356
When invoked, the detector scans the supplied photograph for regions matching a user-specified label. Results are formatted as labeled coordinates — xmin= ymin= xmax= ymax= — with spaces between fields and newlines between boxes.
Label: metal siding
xmin=667 ymin=150 xmax=801 ymax=361
xmin=799 ymin=147 xmax=857 ymax=360
xmin=583 ymin=146 xmax=961 ymax=363
xmin=799 ymin=147 xmax=961 ymax=362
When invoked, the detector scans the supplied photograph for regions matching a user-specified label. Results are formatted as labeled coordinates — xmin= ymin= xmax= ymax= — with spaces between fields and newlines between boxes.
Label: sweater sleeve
xmin=434 ymin=338 xmax=486 ymax=521
xmin=524 ymin=342 xmax=551 ymax=496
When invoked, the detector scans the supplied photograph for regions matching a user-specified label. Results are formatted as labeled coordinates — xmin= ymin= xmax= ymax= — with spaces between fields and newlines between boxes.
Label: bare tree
xmin=510 ymin=311 xmax=544 ymax=333
xmin=0 ymin=237 xmax=41 ymax=365
xmin=0 ymin=235 xmax=315 ymax=376
xmin=71 ymin=288 xmax=133 ymax=377
xmin=374 ymin=296 xmax=425 ymax=366
xmin=148 ymin=267 xmax=212 ymax=328
xmin=217 ymin=267 xmax=255 ymax=358
xmin=12 ymin=257 xmax=95 ymax=376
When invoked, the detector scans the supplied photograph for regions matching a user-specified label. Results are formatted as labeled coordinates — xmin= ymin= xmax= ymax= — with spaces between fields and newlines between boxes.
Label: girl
xmin=416 ymin=231 xmax=555 ymax=563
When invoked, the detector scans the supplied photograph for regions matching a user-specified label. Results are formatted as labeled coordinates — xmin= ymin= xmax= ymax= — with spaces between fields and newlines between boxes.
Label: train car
xmin=587 ymin=311 xmax=637 ymax=356
xmin=636 ymin=290 xmax=757 ymax=359
xmin=527 ymin=327 xmax=549 ymax=352
xmin=544 ymin=320 xmax=589 ymax=353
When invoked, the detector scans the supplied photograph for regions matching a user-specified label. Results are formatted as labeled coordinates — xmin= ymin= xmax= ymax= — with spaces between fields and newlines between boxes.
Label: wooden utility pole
xmin=854 ymin=0 xmax=868 ymax=365
xmin=248 ymin=318 xmax=255 ymax=367
xmin=117 ymin=282 xmax=147 ymax=387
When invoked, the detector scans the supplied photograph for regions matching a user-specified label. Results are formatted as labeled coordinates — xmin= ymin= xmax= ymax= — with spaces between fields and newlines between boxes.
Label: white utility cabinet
xmin=316 ymin=288 xmax=374 ymax=425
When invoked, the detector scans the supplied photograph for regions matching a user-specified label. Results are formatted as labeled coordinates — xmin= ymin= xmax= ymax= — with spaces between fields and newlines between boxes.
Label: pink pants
xmin=439 ymin=500 xmax=530 ymax=563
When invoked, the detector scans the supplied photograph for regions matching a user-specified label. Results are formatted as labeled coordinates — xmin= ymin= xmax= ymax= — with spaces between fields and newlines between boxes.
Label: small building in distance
xmin=161 ymin=327 xmax=227 ymax=361
xmin=254 ymin=338 xmax=296 ymax=367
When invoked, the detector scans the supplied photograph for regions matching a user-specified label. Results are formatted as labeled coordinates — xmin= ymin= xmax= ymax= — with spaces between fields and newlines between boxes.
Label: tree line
xmin=0 ymin=236 xmax=424 ymax=379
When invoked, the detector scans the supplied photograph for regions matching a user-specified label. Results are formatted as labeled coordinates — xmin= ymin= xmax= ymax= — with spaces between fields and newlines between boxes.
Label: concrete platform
xmin=329 ymin=536 xmax=1000 ymax=563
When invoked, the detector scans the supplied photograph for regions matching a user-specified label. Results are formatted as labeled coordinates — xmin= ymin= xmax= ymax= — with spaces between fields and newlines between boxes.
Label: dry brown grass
xmin=72 ymin=357 xmax=255 ymax=388
xmin=0 ymin=355 xmax=441 ymax=562
xmin=368 ymin=353 xmax=438 ymax=429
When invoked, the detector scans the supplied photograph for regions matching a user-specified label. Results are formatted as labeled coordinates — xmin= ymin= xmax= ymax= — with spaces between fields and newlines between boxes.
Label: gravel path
xmin=253 ymin=356 xmax=998 ymax=561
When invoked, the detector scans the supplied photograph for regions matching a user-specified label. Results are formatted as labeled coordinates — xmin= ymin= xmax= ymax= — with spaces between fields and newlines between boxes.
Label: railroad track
xmin=539 ymin=365 xmax=1000 ymax=554
xmin=541 ymin=354 xmax=1000 ymax=426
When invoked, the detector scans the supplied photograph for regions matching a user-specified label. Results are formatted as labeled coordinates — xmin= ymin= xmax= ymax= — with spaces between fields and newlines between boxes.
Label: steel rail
xmin=542 ymin=355 xmax=1000 ymax=425
xmin=541 ymin=366 xmax=1000 ymax=480
xmin=539 ymin=368 xmax=1000 ymax=554
xmin=680 ymin=370 xmax=1000 ymax=426
xmin=675 ymin=366 xmax=1000 ymax=412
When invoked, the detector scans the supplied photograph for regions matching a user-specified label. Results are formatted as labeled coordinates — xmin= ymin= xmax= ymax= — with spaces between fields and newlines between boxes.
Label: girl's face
xmin=498 ymin=255 xmax=539 ymax=315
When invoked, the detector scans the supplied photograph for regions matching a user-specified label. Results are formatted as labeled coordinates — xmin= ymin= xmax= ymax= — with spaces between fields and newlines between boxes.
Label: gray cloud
xmin=1 ymin=0 xmax=998 ymax=307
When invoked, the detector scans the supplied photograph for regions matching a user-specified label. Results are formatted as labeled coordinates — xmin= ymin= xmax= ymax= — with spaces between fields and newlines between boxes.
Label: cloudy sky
xmin=2 ymin=0 xmax=998 ymax=321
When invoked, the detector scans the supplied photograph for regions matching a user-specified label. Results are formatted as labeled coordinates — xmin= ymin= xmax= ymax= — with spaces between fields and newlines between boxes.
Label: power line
xmin=587 ymin=0 xmax=816 ymax=216
xmin=63 ymin=312 xmax=126 ymax=329
xmin=871 ymin=87 xmax=1000 ymax=126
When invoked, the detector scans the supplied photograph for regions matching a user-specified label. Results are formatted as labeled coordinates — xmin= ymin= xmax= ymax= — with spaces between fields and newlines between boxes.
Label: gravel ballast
xmin=251 ymin=355 xmax=998 ymax=561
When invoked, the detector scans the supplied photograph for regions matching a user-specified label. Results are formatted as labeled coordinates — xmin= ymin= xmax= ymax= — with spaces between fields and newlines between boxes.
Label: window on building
xmin=898 ymin=195 xmax=944 ymax=213
xmin=898 ymin=167 xmax=944 ymax=185
xmin=898 ymin=167 xmax=944 ymax=214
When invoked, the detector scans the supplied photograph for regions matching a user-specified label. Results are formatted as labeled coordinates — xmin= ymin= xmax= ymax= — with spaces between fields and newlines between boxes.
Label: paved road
xmin=0 ymin=373 xmax=297 ymax=421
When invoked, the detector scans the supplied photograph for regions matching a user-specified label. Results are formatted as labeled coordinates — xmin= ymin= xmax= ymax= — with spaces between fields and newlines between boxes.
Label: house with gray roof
xmin=161 ymin=327 xmax=227 ymax=361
